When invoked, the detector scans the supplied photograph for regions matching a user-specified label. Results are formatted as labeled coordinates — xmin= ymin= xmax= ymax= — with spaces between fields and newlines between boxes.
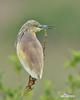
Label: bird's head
xmin=20 ymin=20 xmax=55 ymax=34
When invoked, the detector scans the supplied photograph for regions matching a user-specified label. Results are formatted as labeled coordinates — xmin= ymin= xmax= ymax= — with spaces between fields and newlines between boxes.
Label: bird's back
xmin=17 ymin=32 xmax=44 ymax=79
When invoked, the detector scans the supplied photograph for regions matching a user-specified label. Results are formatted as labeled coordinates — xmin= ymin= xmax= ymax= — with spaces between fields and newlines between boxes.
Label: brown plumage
xmin=17 ymin=20 xmax=44 ymax=90
xmin=16 ymin=20 xmax=54 ymax=90
xmin=17 ymin=32 xmax=43 ymax=79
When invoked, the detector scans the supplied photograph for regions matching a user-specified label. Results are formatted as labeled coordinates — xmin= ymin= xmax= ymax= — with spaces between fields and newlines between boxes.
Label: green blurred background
xmin=0 ymin=0 xmax=80 ymax=99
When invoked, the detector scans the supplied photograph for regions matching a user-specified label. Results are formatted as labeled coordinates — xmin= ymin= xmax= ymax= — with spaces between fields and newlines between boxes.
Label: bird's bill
xmin=37 ymin=25 xmax=56 ymax=30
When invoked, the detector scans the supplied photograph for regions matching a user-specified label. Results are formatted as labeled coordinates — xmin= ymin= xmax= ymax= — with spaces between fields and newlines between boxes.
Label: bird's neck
xmin=28 ymin=29 xmax=36 ymax=34
xmin=25 ymin=29 xmax=36 ymax=36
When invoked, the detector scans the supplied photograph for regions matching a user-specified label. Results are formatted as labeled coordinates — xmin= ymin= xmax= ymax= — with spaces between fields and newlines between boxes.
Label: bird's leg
xmin=25 ymin=75 xmax=36 ymax=90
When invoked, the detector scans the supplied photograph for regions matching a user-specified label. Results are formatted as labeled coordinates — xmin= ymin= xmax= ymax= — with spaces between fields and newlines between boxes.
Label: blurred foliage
xmin=65 ymin=50 xmax=80 ymax=67
xmin=0 ymin=50 xmax=80 ymax=100
xmin=0 ymin=0 xmax=80 ymax=99
xmin=65 ymin=50 xmax=80 ymax=99
xmin=9 ymin=55 xmax=22 ymax=73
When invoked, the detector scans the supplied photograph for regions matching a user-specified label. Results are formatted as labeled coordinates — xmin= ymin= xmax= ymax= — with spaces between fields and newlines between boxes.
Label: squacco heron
xmin=16 ymin=20 xmax=54 ymax=89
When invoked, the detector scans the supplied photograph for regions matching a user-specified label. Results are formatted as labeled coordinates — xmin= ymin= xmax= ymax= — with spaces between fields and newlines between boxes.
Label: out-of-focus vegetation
xmin=0 ymin=0 xmax=80 ymax=100
xmin=0 ymin=50 xmax=80 ymax=100
xmin=65 ymin=50 xmax=80 ymax=67
xmin=0 ymin=0 xmax=80 ymax=99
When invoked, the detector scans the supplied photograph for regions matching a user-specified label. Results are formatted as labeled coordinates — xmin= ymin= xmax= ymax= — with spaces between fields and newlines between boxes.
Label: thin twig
xmin=43 ymin=30 xmax=47 ymax=60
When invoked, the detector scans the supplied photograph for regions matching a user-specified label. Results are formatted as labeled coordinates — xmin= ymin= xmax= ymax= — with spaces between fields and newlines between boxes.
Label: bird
xmin=16 ymin=20 xmax=54 ymax=89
